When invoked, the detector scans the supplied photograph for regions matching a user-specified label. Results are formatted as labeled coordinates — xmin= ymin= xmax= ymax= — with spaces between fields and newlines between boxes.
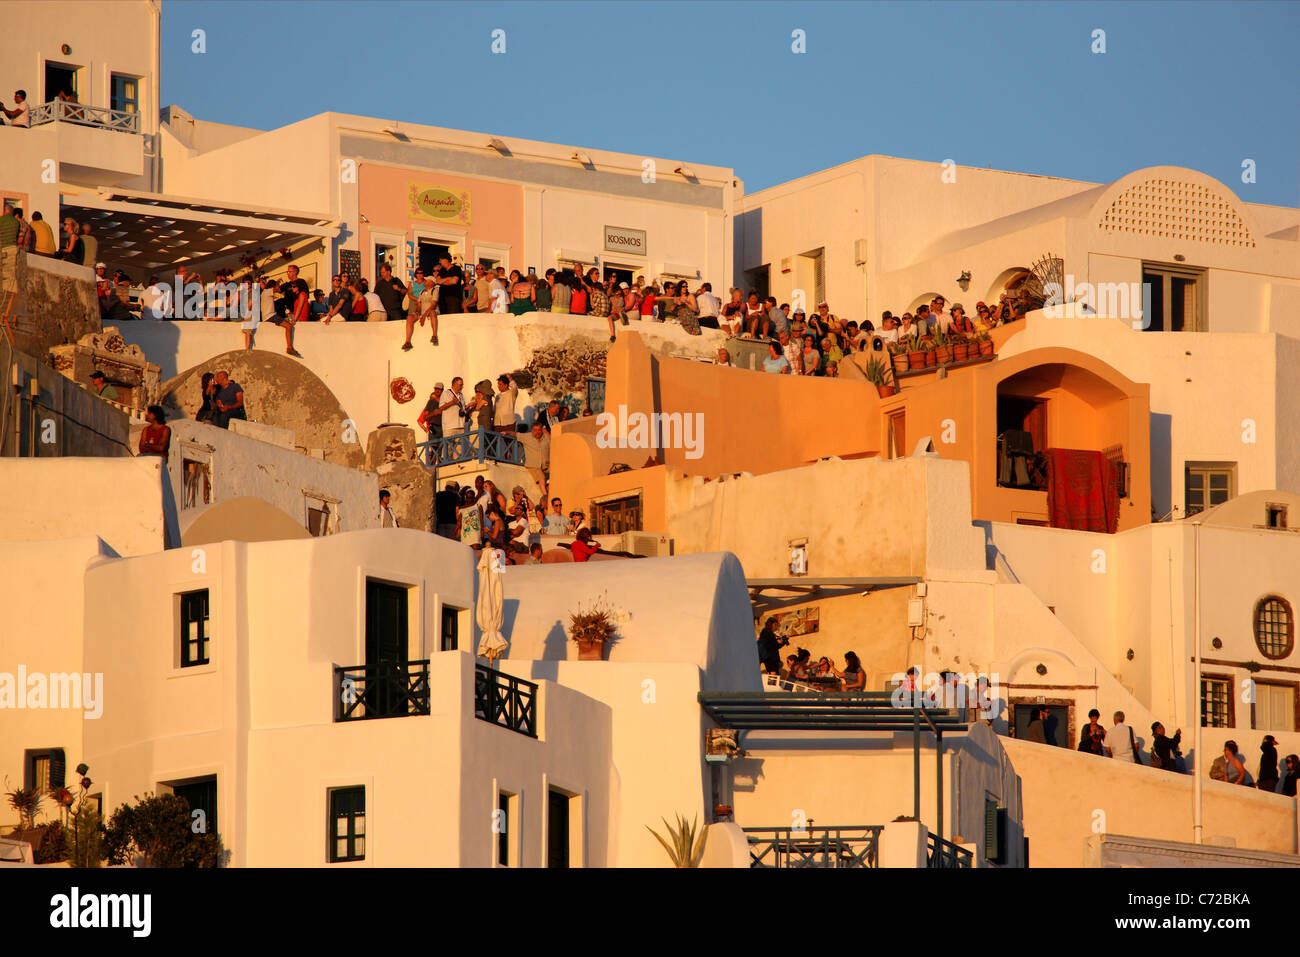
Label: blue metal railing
xmin=415 ymin=428 xmax=524 ymax=468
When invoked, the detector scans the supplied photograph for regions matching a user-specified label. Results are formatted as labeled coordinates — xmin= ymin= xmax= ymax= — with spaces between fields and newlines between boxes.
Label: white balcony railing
xmin=27 ymin=99 xmax=141 ymax=134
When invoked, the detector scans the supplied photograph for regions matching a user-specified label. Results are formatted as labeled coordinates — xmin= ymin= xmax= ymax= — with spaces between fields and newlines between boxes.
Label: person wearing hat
xmin=89 ymin=371 xmax=119 ymax=402
xmin=1150 ymin=721 xmax=1182 ymax=771
xmin=418 ymin=382 xmax=445 ymax=446
xmin=1257 ymin=734 xmax=1280 ymax=791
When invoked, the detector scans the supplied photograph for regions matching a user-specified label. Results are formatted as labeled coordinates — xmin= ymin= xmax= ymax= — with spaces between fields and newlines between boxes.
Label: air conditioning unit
xmin=854 ymin=239 xmax=868 ymax=265
xmin=626 ymin=532 xmax=670 ymax=558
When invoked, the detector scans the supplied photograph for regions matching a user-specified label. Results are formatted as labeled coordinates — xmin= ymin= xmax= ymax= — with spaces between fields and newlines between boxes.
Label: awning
xmin=59 ymin=186 xmax=338 ymax=277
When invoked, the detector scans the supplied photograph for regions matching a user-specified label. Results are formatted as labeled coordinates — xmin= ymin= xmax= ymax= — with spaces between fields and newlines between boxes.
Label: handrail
xmin=27 ymin=99 xmax=141 ymax=133
xmin=926 ymin=831 xmax=973 ymax=869
xmin=743 ymin=826 xmax=882 ymax=868
xmin=474 ymin=664 xmax=538 ymax=737
xmin=334 ymin=660 xmax=430 ymax=721
xmin=416 ymin=427 xmax=524 ymax=467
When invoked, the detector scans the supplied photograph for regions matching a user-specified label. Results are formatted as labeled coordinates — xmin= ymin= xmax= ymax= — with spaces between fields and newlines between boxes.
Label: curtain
xmin=1046 ymin=448 xmax=1119 ymax=534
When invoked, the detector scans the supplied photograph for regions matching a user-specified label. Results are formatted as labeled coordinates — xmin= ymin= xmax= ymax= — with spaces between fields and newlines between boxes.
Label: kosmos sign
xmin=604 ymin=225 xmax=646 ymax=255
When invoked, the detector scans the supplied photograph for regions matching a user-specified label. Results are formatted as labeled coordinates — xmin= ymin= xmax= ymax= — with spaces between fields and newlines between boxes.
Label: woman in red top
xmin=570 ymin=527 xmax=601 ymax=562
xmin=568 ymin=272 xmax=588 ymax=315
xmin=639 ymin=284 xmax=658 ymax=321
xmin=349 ymin=279 xmax=367 ymax=321
xmin=282 ymin=278 xmax=306 ymax=357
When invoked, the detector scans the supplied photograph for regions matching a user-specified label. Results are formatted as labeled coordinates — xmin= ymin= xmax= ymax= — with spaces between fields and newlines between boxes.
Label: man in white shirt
xmin=519 ymin=421 xmax=551 ymax=472
xmin=778 ymin=330 xmax=802 ymax=375
xmin=1 ymin=90 xmax=29 ymax=127
xmin=143 ymin=275 xmax=172 ymax=319
xmin=489 ymin=268 xmax=508 ymax=314
xmin=439 ymin=376 xmax=467 ymax=436
xmin=1104 ymin=710 xmax=1141 ymax=763
xmin=695 ymin=282 xmax=721 ymax=323
xmin=493 ymin=374 xmax=518 ymax=433
xmin=378 ymin=489 xmax=399 ymax=528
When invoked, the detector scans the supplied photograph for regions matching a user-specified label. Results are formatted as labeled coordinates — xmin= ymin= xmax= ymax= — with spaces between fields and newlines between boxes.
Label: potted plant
xmin=905 ymin=334 xmax=926 ymax=370
xmin=889 ymin=339 xmax=910 ymax=375
xmin=568 ymin=594 xmax=617 ymax=661
xmin=646 ymin=814 xmax=709 ymax=868
xmin=952 ymin=335 xmax=971 ymax=362
xmin=923 ymin=338 xmax=938 ymax=367
xmin=977 ymin=331 xmax=995 ymax=356
xmin=933 ymin=329 xmax=954 ymax=365
xmin=865 ymin=357 xmax=896 ymax=398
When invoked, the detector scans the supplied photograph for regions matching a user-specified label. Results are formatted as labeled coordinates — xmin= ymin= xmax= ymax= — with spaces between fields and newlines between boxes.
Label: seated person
xmin=834 ymin=651 xmax=866 ymax=692
xmin=570 ymin=527 xmax=601 ymax=562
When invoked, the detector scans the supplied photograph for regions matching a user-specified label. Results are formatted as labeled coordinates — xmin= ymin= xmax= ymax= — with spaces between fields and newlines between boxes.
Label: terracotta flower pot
xmin=924 ymin=349 xmax=937 ymax=367
xmin=953 ymin=343 xmax=970 ymax=361
xmin=876 ymin=384 xmax=897 ymax=398
xmin=936 ymin=346 xmax=954 ymax=364
xmin=575 ymin=638 xmax=606 ymax=661
xmin=892 ymin=353 xmax=909 ymax=374
xmin=908 ymin=351 xmax=926 ymax=369
xmin=979 ymin=339 xmax=994 ymax=356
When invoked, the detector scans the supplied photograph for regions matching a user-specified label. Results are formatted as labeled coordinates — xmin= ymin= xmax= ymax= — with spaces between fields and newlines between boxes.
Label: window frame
xmin=1140 ymin=261 xmax=1208 ymax=332
xmin=110 ymin=73 xmax=139 ymax=114
xmin=1200 ymin=673 xmax=1235 ymax=729
xmin=179 ymin=588 xmax=211 ymax=668
xmin=1250 ymin=679 xmax=1299 ymax=733
xmin=1252 ymin=595 xmax=1294 ymax=660
xmin=1184 ymin=461 xmax=1235 ymax=517
xmin=327 ymin=786 xmax=367 ymax=863
xmin=25 ymin=748 xmax=65 ymax=793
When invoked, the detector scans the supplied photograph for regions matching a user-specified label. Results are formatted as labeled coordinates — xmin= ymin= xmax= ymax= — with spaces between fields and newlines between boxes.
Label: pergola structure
xmin=59 ymin=186 xmax=338 ymax=278
xmin=698 ymin=690 xmax=968 ymax=844
xmin=747 ymin=576 xmax=921 ymax=617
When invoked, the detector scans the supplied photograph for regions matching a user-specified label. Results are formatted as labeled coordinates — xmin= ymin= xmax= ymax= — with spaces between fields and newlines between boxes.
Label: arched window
xmin=1253 ymin=596 xmax=1294 ymax=660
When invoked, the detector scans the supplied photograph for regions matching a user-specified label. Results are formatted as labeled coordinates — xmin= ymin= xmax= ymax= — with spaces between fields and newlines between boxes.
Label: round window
xmin=1253 ymin=596 xmax=1294 ymax=660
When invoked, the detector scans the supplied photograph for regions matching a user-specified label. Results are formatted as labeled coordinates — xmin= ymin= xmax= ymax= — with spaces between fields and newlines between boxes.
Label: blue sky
xmin=162 ymin=0 xmax=1300 ymax=206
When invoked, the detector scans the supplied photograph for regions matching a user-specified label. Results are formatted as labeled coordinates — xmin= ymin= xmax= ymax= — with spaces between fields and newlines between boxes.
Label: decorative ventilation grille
xmin=1099 ymin=179 xmax=1255 ymax=247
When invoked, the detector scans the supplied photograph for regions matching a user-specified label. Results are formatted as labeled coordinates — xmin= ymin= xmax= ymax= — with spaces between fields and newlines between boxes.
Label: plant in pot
xmin=922 ymin=338 xmax=938 ymax=367
xmin=905 ymin=334 xmax=926 ymax=370
xmin=568 ymin=594 xmax=618 ymax=661
xmin=646 ymin=813 xmax=709 ymax=868
xmin=865 ymin=357 xmax=896 ymax=398
xmin=933 ymin=329 xmax=954 ymax=365
xmin=888 ymin=339 xmax=910 ymax=375
xmin=977 ymin=331 xmax=995 ymax=356
xmin=952 ymin=335 xmax=970 ymax=362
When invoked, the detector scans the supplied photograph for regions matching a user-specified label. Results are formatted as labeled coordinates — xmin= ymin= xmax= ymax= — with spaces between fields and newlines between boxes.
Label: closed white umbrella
xmin=476 ymin=547 xmax=507 ymax=661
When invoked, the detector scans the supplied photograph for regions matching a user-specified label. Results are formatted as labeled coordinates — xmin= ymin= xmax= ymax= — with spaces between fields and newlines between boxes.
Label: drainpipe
xmin=150 ymin=0 xmax=162 ymax=192
xmin=1192 ymin=520 xmax=1203 ymax=844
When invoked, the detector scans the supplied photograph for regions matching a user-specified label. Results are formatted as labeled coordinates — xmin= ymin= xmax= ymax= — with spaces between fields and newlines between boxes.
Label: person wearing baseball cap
xmin=89 ymin=370 xmax=119 ymax=401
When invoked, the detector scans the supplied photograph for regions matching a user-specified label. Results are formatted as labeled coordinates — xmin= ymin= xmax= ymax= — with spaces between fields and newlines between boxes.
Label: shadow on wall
xmin=158 ymin=350 xmax=364 ymax=468
xmin=976 ymin=520 xmax=1021 ymax=584
xmin=1150 ymin=412 xmax=1172 ymax=520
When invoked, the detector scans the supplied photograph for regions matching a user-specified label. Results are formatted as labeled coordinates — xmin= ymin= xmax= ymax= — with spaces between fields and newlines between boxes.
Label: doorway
xmin=45 ymin=62 xmax=78 ymax=102
xmin=365 ymin=579 xmax=409 ymax=718
xmin=1010 ymin=698 xmax=1072 ymax=748
xmin=603 ymin=264 xmax=636 ymax=288
xmin=418 ymin=239 xmax=452 ymax=276
xmin=744 ymin=264 xmax=770 ymax=302
xmin=547 ymin=789 xmax=571 ymax=868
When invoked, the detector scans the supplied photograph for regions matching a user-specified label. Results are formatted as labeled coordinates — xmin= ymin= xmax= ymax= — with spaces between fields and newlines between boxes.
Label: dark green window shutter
xmin=984 ymin=798 xmax=1005 ymax=864
xmin=49 ymin=749 xmax=66 ymax=790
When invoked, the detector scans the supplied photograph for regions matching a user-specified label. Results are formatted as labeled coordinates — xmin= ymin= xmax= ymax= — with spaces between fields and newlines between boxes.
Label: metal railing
xmin=926 ymin=832 xmax=973 ymax=869
xmin=474 ymin=664 xmax=538 ymax=737
xmin=27 ymin=99 xmax=141 ymax=133
xmin=334 ymin=660 xmax=430 ymax=721
xmin=744 ymin=826 xmax=883 ymax=868
xmin=415 ymin=427 xmax=524 ymax=468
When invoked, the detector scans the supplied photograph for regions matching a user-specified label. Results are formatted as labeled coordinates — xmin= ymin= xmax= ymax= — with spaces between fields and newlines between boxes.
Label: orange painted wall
xmin=357 ymin=164 xmax=524 ymax=276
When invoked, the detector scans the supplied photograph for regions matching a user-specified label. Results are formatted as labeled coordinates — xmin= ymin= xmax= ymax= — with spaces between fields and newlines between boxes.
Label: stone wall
xmin=48 ymin=326 xmax=161 ymax=412
xmin=0 ymin=248 xmax=100 ymax=360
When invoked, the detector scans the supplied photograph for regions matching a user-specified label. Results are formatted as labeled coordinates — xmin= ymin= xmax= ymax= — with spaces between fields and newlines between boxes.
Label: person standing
xmin=378 ymin=489 xmax=399 ymax=528
xmin=755 ymin=617 xmax=789 ymax=674
xmin=418 ymin=382 xmax=445 ymax=446
xmin=0 ymin=90 xmax=29 ymax=127
xmin=0 ymin=204 xmax=20 ymax=248
xmin=1077 ymin=709 xmax=1107 ymax=756
xmin=376 ymin=262 xmax=408 ymax=325
xmin=435 ymin=253 xmax=463 ymax=315
xmin=695 ymin=282 xmax=721 ymax=329
xmin=493 ymin=374 xmax=518 ymax=433
xmin=282 ymin=278 xmax=307 ymax=357
xmin=1104 ymin=711 xmax=1141 ymax=764
xmin=439 ymin=376 xmax=466 ymax=437
xmin=1280 ymin=754 xmax=1299 ymax=797
xmin=80 ymin=223 xmax=98 ymax=267
xmin=89 ymin=371 xmax=119 ymax=401
xmin=1223 ymin=740 xmax=1253 ymax=786
xmin=137 ymin=405 xmax=171 ymax=462
xmin=1149 ymin=722 xmax=1182 ymax=771
xmin=1025 ymin=705 xmax=1050 ymax=745
xmin=1257 ymin=735 xmax=1280 ymax=791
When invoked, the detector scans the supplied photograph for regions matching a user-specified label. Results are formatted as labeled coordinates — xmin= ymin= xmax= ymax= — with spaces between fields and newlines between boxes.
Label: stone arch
xmin=160 ymin=350 xmax=365 ymax=467
xmin=906 ymin=291 xmax=943 ymax=313
xmin=984 ymin=267 xmax=1033 ymax=306
xmin=1089 ymin=166 xmax=1260 ymax=248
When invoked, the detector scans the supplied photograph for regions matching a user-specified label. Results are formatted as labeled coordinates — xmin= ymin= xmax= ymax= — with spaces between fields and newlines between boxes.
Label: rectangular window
xmin=888 ymin=412 xmax=906 ymax=459
xmin=1266 ymin=503 xmax=1289 ymax=529
xmin=169 ymin=776 xmax=218 ymax=838
xmin=547 ymin=789 xmax=571 ymax=869
xmin=1201 ymin=675 xmax=1233 ymax=728
xmin=1253 ymin=682 xmax=1297 ymax=733
xmin=440 ymin=605 xmax=460 ymax=652
xmin=328 ymin=786 xmax=366 ymax=862
xmin=25 ymin=748 xmax=65 ymax=793
xmin=110 ymin=74 xmax=138 ymax=113
xmin=1185 ymin=462 xmax=1235 ymax=517
xmin=182 ymin=450 xmax=213 ymax=509
xmin=1141 ymin=263 xmax=1207 ymax=332
xmin=305 ymin=494 xmax=340 ymax=536
xmin=497 ymin=791 xmax=514 ymax=867
xmin=592 ymin=494 xmax=642 ymax=535
xmin=180 ymin=589 xmax=210 ymax=667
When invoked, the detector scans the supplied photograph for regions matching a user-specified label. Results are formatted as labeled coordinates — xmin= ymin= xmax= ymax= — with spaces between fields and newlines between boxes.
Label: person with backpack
xmin=1104 ymin=710 xmax=1141 ymax=764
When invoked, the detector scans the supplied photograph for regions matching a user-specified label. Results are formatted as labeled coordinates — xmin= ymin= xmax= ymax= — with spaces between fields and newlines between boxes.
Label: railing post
xmin=477 ymin=428 xmax=487 ymax=464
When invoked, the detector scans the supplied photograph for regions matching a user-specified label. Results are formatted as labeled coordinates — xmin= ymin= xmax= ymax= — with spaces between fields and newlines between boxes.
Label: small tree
xmin=4 ymin=779 xmax=43 ymax=830
xmin=104 ymin=792 xmax=223 ymax=868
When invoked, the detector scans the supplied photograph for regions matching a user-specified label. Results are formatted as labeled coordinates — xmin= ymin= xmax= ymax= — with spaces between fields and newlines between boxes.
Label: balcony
xmin=926 ymin=832 xmax=973 ymax=868
xmin=417 ymin=428 xmax=524 ymax=468
xmin=474 ymin=665 xmax=537 ymax=737
xmin=29 ymin=100 xmax=142 ymax=133
xmin=744 ymin=826 xmax=882 ymax=868
xmin=333 ymin=660 xmax=430 ymax=721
